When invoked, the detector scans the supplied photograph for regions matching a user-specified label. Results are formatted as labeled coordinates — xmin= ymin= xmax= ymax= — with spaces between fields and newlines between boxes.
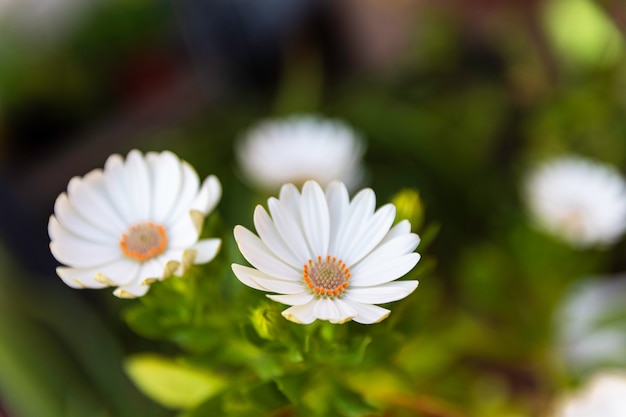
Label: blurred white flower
xmin=49 ymin=150 xmax=222 ymax=298
xmin=232 ymin=180 xmax=420 ymax=324
xmin=557 ymin=277 xmax=626 ymax=371
xmin=1 ymin=0 xmax=99 ymax=44
xmin=524 ymin=156 xmax=626 ymax=248
xmin=235 ymin=115 xmax=366 ymax=192
xmin=552 ymin=372 xmax=626 ymax=417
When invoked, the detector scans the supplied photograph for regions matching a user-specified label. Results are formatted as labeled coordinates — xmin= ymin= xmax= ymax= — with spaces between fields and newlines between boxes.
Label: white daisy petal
xmin=124 ymin=149 xmax=152 ymax=222
xmin=56 ymin=257 xmax=141 ymax=288
xmin=313 ymin=297 xmax=343 ymax=322
xmin=279 ymin=183 xmax=302 ymax=217
xmin=147 ymin=151 xmax=182 ymax=222
xmin=266 ymin=292 xmax=314 ymax=306
xmin=103 ymin=258 xmax=144 ymax=286
xmin=204 ymin=176 xmax=222 ymax=215
xmin=352 ymin=232 xmax=420 ymax=271
xmin=333 ymin=188 xmax=376 ymax=259
xmin=267 ymin=197 xmax=312 ymax=261
xmin=232 ymin=264 xmax=269 ymax=291
xmin=56 ymin=266 xmax=108 ymax=289
xmin=50 ymin=233 xmax=121 ymax=269
xmin=46 ymin=215 xmax=73 ymax=242
xmin=103 ymin=153 xmax=134 ymax=224
xmin=300 ymin=181 xmax=330 ymax=256
xmin=138 ymin=258 xmax=166 ymax=284
xmin=191 ymin=175 xmax=222 ymax=215
xmin=347 ymin=281 xmax=419 ymax=304
xmin=113 ymin=280 xmax=150 ymax=298
xmin=163 ymin=161 xmax=200 ymax=224
xmin=49 ymin=150 xmax=221 ymax=297
xmin=49 ymin=205 xmax=115 ymax=245
xmin=254 ymin=205 xmax=301 ymax=268
xmin=345 ymin=204 xmax=396 ymax=265
xmin=167 ymin=214 xmax=201 ymax=249
xmin=349 ymin=302 xmax=391 ymax=324
xmin=329 ymin=298 xmax=358 ymax=323
xmin=234 ymin=226 xmax=301 ymax=281
xmin=351 ymin=253 xmax=420 ymax=287
xmin=191 ymin=238 xmax=221 ymax=264
xmin=326 ymin=181 xmax=350 ymax=254
xmin=232 ymin=264 xmax=305 ymax=294
xmin=95 ymin=258 xmax=141 ymax=285
xmin=249 ymin=275 xmax=306 ymax=295
xmin=281 ymin=300 xmax=317 ymax=324
xmin=380 ymin=220 xmax=414 ymax=245
xmin=66 ymin=172 xmax=126 ymax=234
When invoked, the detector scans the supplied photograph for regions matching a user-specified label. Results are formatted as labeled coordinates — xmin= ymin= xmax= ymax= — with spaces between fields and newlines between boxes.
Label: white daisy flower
xmin=557 ymin=277 xmax=626 ymax=371
xmin=48 ymin=150 xmax=222 ymax=298
xmin=231 ymin=180 xmax=420 ymax=324
xmin=235 ymin=115 xmax=366 ymax=192
xmin=552 ymin=372 xmax=626 ymax=417
xmin=523 ymin=156 xmax=626 ymax=248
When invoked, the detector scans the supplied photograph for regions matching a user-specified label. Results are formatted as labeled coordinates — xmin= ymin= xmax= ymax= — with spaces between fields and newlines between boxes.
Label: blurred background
xmin=2 ymin=0 xmax=626 ymax=416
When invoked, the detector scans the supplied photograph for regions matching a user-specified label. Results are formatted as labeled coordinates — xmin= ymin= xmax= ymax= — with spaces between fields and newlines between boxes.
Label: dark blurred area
xmin=3 ymin=0 xmax=626 ymax=275
xmin=1 ymin=0 xmax=347 ymax=275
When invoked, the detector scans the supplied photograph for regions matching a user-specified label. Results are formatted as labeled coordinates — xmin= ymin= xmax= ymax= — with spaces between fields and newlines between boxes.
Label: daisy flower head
xmin=523 ymin=155 xmax=626 ymax=248
xmin=232 ymin=180 xmax=420 ymax=325
xmin=552 ymin=372 xmax=626 ymax=417
xmin=235 ymin=114 xmax=366 ymax=192
xmin=49 ymin=150 xmax=222 ymax=298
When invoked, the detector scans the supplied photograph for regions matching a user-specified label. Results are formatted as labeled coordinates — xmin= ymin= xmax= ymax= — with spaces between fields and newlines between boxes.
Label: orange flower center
xmin=303 ymin=255 xmax=350 ymax=299
xmin=119 ymin=222 xmax=167 ymax=261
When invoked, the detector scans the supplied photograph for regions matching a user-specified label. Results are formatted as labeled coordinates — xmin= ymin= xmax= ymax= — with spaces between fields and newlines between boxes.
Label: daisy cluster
xmin=43 ymin=115 xmax=626 ymax=416
xmin=48 ymin=115 xmax=421 ymax=325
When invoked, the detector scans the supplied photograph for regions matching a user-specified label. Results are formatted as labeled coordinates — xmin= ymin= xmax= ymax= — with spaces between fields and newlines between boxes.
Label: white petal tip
xmin=179 ymin=249 xmax=197 ymax=274
xmin=94 ymin=273 xmax=117 ymax=286
xmin=164 ymin=260 xmax=180 ymax=278
xmin=189 ymin=210 xmax=205 ymax=234
xmin=72 ymin=278 xmax=88 ymax=289
xmin=192 ymin=239 xmax=221 ymax=264
xmin=281 ymin=311 xmax=315 ymax=325
xmin=330 ymin=316 xmax=355 ymax=324
xmin=372 ymin=311 xmax=391 ymax=324
xmin=405 ymin=280 xmax=420 ymax=293
xmin=113 ymin=289 xmax=138 ymax=299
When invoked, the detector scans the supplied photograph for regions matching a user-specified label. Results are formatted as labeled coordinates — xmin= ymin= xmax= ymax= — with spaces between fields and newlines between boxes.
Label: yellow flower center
xmin=119 ymin=222 xmax=167 ymax=261
xmin=303 ymin=255 xmax=350 ymax=299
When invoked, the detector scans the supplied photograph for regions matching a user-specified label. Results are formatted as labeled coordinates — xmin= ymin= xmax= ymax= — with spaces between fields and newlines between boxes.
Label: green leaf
xmin=221 ymin=381 xmax=289 ymax=417
xmin=274 ymin=372 xmax=310 ymax=405
xmin=124 ymin=353 xmax=227 ymax=410
xmin=544 ymin=0 xmax=623 ymax=68
xmin=250 ymin=302 xmax=283 ymax=341
xmin=178 ymin=395 xmax=223 ymax=417
xmin=333 ymin=383 xmax=379 ymax=417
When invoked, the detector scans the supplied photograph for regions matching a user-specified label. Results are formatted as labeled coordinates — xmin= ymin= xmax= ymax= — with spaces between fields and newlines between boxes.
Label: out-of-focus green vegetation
xmin=2 ymin=0 xmax=626 ymax=416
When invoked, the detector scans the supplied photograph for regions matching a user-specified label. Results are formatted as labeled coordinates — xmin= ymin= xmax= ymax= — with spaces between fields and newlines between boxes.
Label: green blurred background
xmin=2 ymin=0 xmax=626 ymax=416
